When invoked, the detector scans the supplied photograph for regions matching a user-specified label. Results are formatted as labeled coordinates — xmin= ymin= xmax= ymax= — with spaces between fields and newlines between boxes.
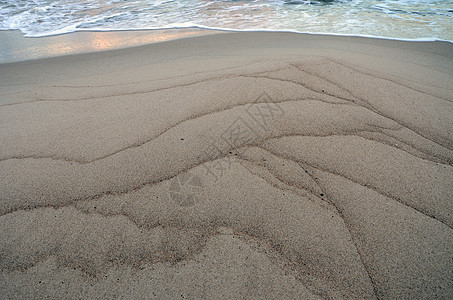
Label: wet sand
xmin=0 ymin=32 xmax=452 ymax=299
xmin=0 ymin=29 xmax=218 ymax=64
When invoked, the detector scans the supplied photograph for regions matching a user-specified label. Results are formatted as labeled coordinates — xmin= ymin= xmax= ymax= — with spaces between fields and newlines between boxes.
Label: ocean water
xmin=0 ymin=0 xmax=452 ymax=41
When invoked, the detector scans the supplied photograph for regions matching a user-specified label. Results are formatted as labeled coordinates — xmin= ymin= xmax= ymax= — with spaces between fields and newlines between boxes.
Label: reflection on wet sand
xmin=0 ymin=29 xmax=216 ymax=63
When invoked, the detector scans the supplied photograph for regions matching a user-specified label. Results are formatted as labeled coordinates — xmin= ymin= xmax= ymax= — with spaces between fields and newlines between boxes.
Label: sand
xmin=0 ymin=29 xmax=218 ymax=64
xmin=0 ymin=32 xmax=452 ymax=299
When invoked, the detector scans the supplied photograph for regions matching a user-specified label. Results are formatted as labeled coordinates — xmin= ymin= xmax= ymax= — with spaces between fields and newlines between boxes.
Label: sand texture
xmin=0 ymin=32 xmax=452 ymax=299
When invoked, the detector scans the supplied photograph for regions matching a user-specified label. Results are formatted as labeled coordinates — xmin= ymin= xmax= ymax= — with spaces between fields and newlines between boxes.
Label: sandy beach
xmin=0 ymin=31 xmax=452 ymax=299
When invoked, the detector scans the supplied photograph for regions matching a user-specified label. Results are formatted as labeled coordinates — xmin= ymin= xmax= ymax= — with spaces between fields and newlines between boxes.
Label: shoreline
xmin=7 ymin=25 xmax=453 ymax=43
xmin=0 ymin=28 xmax=220 ymax=64
xmin=1 ymin=28 xmax=452 ymax=64
xmin=1 ymin=31 xmax=452 ymax=299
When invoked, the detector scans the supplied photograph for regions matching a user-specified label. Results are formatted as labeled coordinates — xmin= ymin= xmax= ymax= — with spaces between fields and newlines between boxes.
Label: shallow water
xmin=1 ymin=0 xmax=452 ymax=41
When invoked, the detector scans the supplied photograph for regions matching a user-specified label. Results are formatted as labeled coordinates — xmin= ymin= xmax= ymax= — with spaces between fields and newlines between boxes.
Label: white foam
xmin=0 ymin=0 xmax=451 ymax=42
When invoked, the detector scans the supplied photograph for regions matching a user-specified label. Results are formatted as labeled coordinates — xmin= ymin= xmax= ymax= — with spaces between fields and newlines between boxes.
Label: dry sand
xmin=0 ymin=32 xmax=452 ymax=299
